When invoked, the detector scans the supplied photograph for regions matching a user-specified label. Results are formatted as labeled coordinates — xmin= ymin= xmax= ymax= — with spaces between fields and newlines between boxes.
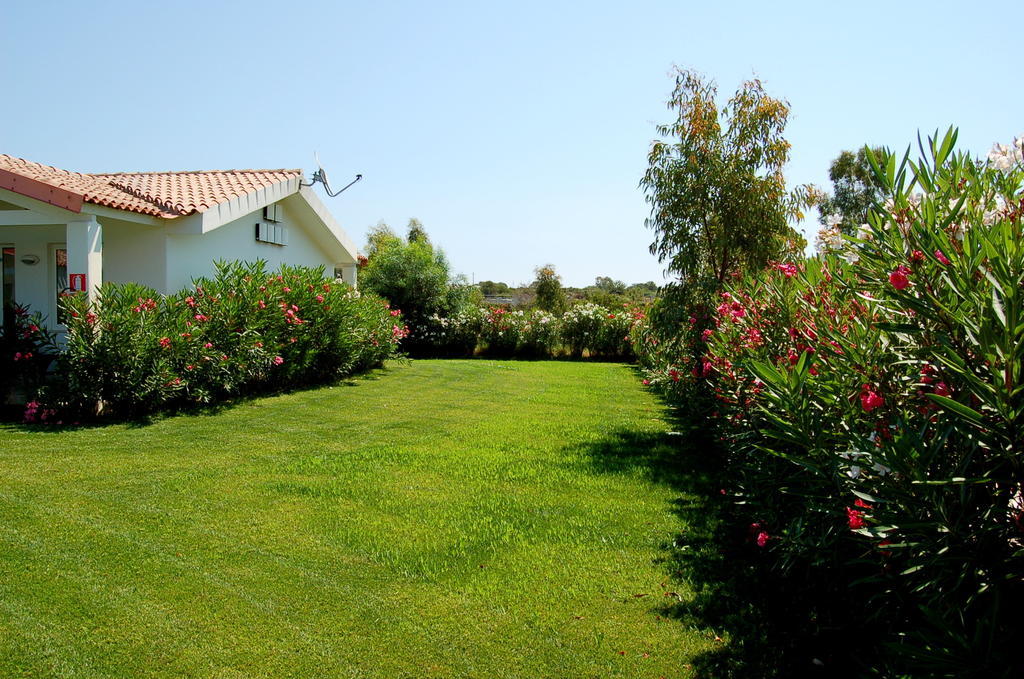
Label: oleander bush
xmin=413 ymin=308 xmax=483 ymax=357
xmin=478 ymin=306 xmax=523 ymax=357
xmin=1 ymin=304 xmax=59 ymax=409
xmin=35 ymin=261 xmax=403 ymax=421
xmin=638 ymin=130 xmax=1024 ymax=675
xmin=411 ymin=302 xmax=646 ymax=360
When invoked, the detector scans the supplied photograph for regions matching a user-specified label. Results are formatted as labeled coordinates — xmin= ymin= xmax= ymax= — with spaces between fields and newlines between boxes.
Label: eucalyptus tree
xmin=641 ymin=68 xmax=815 ymax=290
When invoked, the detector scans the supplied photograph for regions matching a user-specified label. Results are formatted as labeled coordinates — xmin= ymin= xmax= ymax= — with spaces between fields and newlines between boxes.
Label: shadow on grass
xmin=578 ymin=404 xmax=840 ymax=678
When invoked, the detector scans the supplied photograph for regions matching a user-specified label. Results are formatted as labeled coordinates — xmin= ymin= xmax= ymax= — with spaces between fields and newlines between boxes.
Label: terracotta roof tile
xmin=0 ymin=154 xmax=302 ymax=219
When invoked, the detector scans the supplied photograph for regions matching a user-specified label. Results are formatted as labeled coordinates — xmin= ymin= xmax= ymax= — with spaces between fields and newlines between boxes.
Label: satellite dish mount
xmin=305 ymin=152 xmax=362 ymax=197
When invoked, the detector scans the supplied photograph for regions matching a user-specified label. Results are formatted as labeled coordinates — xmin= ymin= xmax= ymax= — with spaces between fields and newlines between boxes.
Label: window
xmin=255 ymin=222 xmax=288 ymax=246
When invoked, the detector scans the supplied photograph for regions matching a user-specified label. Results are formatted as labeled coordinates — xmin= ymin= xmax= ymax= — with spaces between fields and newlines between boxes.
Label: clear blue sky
xmin=3 ymin=1 xmax=1020 ymax=287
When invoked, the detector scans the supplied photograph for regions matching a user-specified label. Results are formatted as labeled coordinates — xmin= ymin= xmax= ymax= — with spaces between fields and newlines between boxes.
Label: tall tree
xmin=817 ymin=146 xmax=887 ymax=235
xmin=359 ymin=220 xmax=472 ymax=350
xmin=364 ymin=221 xmax=402 ymax=257
xmin=406 ymin=217 xmax=430 ymax=245
xmin=641 ymin=68 xmax=814 ymax=289
xmin=532 ymin=264 xmax=567 ymax=314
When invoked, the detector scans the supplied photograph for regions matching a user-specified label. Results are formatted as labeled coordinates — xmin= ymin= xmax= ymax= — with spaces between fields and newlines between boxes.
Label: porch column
xmin=66 ymin=215 xmax=102 ymax=300
xmin=339 ymin=263 xmax=357 ymax=288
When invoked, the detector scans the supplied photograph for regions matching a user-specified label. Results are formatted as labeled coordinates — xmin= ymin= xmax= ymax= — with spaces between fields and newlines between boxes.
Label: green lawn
xmin=0 ymin=360 xmax=715 ymax=678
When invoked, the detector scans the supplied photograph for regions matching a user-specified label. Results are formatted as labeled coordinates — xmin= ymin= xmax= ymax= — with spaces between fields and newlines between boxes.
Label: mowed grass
xmin=0 ymin=360 xmax=714 ymax=678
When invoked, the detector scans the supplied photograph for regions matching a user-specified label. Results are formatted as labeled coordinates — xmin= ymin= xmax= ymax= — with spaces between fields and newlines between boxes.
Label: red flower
xmin=909 ymin=250 xmax=925 ymax=263
xmin=158 ymin=337 xmax=171 ymax=349
xmin=934 ymin=250 xmax=951 ymax=266
xmin=934 ymin=382 xmax=951 ymax=397
xmin=846 ymin=506 xmax=867 ymax=530
xmin=756 ymin=531 xmax=769 ymax=547
xmin=860 ymin=384 xmax=884 ymax=412
xmin=889 ymin=265 xmax=912 ymax=290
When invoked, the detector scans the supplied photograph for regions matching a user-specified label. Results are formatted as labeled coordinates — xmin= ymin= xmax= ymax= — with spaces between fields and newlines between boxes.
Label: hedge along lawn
xmin=0 ymin=360 xmax=716 ymax=678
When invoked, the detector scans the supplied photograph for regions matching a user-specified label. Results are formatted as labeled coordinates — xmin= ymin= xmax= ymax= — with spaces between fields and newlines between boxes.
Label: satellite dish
xmin=313 ymin=152 xmax=332 ymax=193
xmin=308 ymin=151 xmax=361 ymax=198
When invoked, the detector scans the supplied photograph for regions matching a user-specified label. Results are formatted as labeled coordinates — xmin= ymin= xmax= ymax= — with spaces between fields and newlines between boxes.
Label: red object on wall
xmin=69 ymin=273 xmax=87 ymax=292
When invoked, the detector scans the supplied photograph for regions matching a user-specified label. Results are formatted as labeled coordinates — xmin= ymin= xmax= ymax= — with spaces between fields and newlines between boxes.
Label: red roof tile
xmin=0 ymin=154 xmax=301 ymax=219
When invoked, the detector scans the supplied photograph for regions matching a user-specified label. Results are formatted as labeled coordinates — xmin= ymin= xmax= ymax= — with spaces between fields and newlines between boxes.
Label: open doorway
xmin=2 ymin=246 xmax=14 ymax=335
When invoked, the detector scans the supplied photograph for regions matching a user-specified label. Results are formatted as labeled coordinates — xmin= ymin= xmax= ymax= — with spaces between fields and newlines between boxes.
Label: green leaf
xmin=873 ymin=322 xmax=923 ymax=334
xmin=926 ymin=394 xmax=984 ymax=425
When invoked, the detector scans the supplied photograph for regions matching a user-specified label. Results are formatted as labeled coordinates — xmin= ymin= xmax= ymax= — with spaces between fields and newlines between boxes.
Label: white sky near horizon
xmin=2 ymin=0 xmax=1021 ymax=287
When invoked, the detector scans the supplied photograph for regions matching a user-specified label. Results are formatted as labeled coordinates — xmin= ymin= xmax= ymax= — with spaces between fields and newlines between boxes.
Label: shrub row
xmin=410 ymin=302 xmax=645 ymax=360
xmin=30 ymin=261 xmax=404 ymax=421
xmin=0 ymin=305 xmax=59 ymax=406
xmin=636 ymin=132 xmax=1024 ymax=675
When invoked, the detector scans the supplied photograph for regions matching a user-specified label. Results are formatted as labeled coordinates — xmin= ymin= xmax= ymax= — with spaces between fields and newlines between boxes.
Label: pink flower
xmin=860 ymin=384 xmax=884 ymax=412
xmin=934 ymin=250 xmax=951 ymax=266
xmin=909 ymin=250 xmax=925 ymax=263
xmin=282 ymin=287 xmax=292 ymax=293
xmin=204 ymin=342 xmax=213 ymax=349
xmin=889 ymin=265 xmax=912 ymax=290
xmin=776 ymin=262 xmax=798 ymax=278
xmin=316 ymin=295 xmax=325 ymax=303
xmin=158 ymin=337 xmax=171 ymax=349
xmin=756 ymin=531 xmax=769 ymax=547
xmin=273 ymin=356 xmax=284 ymax=365
xmin=390 ymin=309 xmax=401 ymax=317
xmin=194 ymin=314 xmax=209 ymax=322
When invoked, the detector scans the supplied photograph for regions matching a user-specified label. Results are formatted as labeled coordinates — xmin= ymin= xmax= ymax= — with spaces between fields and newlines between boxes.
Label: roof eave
xmin=0 ymin=168 xmax=83 ymax=213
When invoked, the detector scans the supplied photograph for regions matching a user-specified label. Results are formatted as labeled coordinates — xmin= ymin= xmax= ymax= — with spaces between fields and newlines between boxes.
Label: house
xmin=0 ymin=154 xmax=361 ymax=332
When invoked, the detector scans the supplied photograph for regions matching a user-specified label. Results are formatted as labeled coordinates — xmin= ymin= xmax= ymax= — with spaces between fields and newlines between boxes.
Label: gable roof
xmin=0 ymin=154 xmax=301 ymax=219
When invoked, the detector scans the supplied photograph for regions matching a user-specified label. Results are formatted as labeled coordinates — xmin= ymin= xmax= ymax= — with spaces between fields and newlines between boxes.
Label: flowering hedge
xmin=1 ymin=305 xmax=58 ymax=408
xmin=411 ymin=302 xmax=646 ymax=360
xmin=639 ymin=131 xmax=1024 ymax=674
xmin=34 ymin=261 xmax=404 ymax=421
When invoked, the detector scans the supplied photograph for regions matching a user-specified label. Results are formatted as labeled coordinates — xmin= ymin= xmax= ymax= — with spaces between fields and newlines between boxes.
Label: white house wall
xmin=101 ymin=220 xmax=167 ymax=293
xmin=164 ymin=200 xmax=338 ymax=294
